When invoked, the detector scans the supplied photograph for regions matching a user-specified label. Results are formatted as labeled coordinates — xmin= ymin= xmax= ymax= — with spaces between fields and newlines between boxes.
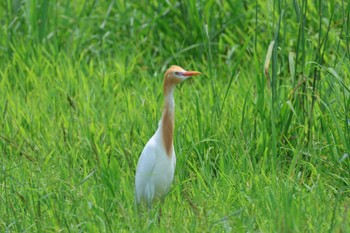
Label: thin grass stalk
xmin=203 ymin=23 xmax=217 ymax=120
xmin=346 ymin=0 xmax=350 ymax=59
xmin=307 ymin=1 xmax=322 ymax=143
xmin=5 ymin=0 xmax=14 ymax=57
xmin=293 ymin=0 xmax=301 ymax=87
xmin=334 ymin=6 xmax=345 ymax=67
xmin=320 ymin=10 xmax=334 ymax=61
xmin=293 ymin=0 xmax=306 ymax=110
xmin=38 ymin=0 xmax=49 ymax=42
xmin=290 ymin=0 xmax=307 ymax=142
xmin=255 ymin=0 xmax=258 ymax=52
xmin=296 ymin=0 xmax=308 ymax=142
xmin=270 ymin=9 xmax=284 ymax=169
xmin=283 ymin=0 xmax=303 ymax=140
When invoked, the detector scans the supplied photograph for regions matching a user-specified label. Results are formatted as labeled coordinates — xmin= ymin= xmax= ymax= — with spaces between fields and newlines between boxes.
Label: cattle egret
xmin=135 ymin=65 xmax=201 ymax=209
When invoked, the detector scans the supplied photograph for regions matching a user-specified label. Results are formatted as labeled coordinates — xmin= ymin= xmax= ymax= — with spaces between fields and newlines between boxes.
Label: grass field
xmin=1 ymin=0 xmax=349 ymax=232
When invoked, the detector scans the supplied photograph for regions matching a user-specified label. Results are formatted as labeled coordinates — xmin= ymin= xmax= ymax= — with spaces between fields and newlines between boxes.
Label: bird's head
xmin=163 ymin=65 xmax=201 ymax=95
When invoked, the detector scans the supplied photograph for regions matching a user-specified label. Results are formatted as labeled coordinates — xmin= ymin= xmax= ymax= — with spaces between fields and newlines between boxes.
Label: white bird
xmin=135 ymin=65 xmax=201 ymax=208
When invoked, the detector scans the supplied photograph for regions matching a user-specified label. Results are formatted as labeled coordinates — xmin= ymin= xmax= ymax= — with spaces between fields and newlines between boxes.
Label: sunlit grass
xmin=1 ymin=0 xmax=349 ymax=232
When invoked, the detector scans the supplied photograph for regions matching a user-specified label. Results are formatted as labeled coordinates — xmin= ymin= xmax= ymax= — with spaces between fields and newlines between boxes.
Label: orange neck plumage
xmin=162 ymin=102 xmax=174 ymax=157
xmin=161 ymin=78 xmax=176 ymax=157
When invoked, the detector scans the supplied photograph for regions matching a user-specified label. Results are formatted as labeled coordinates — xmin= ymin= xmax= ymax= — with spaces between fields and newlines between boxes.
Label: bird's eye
xmin=174 ymin=71 xmax=182 ymax=76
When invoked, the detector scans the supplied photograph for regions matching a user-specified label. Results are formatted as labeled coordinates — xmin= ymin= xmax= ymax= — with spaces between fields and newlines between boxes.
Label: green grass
xmin=1 ymin=0 xmax=349 ymax=232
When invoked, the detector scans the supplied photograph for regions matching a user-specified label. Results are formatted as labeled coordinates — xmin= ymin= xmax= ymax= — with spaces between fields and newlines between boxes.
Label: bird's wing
xmin=135 ymin=141 xmax=157 ymax=203
xmin=136 ymin=144 xmax=157 ymax=177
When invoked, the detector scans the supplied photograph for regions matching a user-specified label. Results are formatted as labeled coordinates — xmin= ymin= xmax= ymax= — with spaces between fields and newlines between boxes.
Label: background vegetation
xmin=1 ymin=0 xmax=349 ymax=232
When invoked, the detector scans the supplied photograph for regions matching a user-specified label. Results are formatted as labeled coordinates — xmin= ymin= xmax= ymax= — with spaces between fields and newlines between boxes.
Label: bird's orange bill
xmin=182 ymin=71 xmax=201 ymax=77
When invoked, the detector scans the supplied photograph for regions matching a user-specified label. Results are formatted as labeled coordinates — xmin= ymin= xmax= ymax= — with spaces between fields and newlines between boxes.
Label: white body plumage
xmin=135 ymin=121 xmax=176 ymax=204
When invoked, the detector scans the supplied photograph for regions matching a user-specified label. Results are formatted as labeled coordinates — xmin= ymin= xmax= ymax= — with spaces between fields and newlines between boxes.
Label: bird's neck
xmin=161 ymin=88 xmax=175 ymax=158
